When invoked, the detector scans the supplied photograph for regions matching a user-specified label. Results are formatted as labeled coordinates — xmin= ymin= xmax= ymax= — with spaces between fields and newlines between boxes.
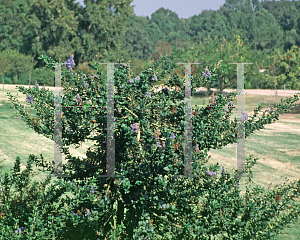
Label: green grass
xmin=1 ymin=85 xmax=300 ymax=239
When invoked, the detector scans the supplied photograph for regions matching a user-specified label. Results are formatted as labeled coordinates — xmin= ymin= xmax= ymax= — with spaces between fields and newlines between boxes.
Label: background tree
xmin=265 ymin=45 xmax=300 ymax=90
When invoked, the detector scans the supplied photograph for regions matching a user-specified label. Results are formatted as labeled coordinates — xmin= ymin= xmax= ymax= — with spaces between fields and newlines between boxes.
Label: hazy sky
xmin=74 ymin=0 xmax=227 ymax=19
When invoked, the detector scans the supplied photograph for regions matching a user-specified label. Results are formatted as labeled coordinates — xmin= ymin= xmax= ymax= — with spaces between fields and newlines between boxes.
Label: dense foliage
xmin=3 ymin=54 xmax=300 ymax=239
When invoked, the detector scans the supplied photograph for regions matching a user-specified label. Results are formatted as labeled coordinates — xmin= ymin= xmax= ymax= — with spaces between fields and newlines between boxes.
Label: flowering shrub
xmin=3 ymin=54 xmax=300 ymax=239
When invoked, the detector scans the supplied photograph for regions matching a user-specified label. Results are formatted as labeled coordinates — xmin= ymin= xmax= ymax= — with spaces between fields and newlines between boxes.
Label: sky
xmin=74 ymin=0 xmax=294 ymax=19
xmin=74 ymin=0 xmax=227 ymax=19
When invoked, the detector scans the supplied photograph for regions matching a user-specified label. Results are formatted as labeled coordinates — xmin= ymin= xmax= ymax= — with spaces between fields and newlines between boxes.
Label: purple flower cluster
xmin=241 ymin=112 xmax=248 ymax=122
xmin=90 ymin=185 xmax=94 ymax=194
xmin=71 ymin=208 xmax=91 ymax=217
xmin=25 ymin=94 xmax=34 ymax=103
xmin=129 ymin=78 xmax=136 ymax=86
xmin=75 ymin=94 xmax=81 ymax=104
xmin=130 ymin=123 xmax=139 ymax=133
xmin=206 ymin=170 xmax=217 ymax=176
xmin=64 ymin=55 xmax=75 ymax=71
xmin=147 ymin=92 xmax=151 ymax=98
xmin=169 ymin=132 xmax=175 ymax=139
xmin=221 ymin=166 xmax=225 ymax=176
xmin=83 ymin=81 xmax=89 ymax=88
xmin=15 ymin=226 xmax=26 ymax=235
xmin=152 ymin=75 xmax=158 ymax=81
xmin=202 ymin=69 xmax=211 ymax=79
xmin=160 ymin=203 xmax=167 ymax=209
xmin=157 ymin=141 xmax=166 ymax=151
xmin=67 ymin=126 xmax=73 ymax=133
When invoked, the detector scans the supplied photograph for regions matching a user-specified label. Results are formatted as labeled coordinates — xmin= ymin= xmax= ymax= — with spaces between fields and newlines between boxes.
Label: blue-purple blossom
xmin=85 ymin=208 xmax=91 ymax=216
xmin=195 ymin=144 xmax=199 ymax=151
xmin=25 ymin=94 xmax=34 ymax=103
xmin=64 ymin=55 xmax=75 ymax=70
xmin=83 ymin=81 xmax=89 ymax=88
xmin=202 ymin=69 xmax=211 ymax=79
xmin=122 ymin=63 xmax=127 ymax=67
xmin=35 ymin=84 xmax=39 ymax=89
xmin=129 ymin=78 xmax=136 ymax=86
xmin=90 ymin=185 xmax=94 ymax=194
xmin=241 ymin=112 xmax=248 ymax=122
xmin=147 ymin=92 xmax=151 ymax=98
xmin=229 ymin=101 xmax=232 ymax=105
xmin=157 ymin=141 xmax=166 ymax=151
xmin=161 ymin=204 xmax=167 ymax=209
xmin=221 ymin=166 xmax=225 ymax=176
xmin=206 ymin=170 xmax=217 ymax=176
xmin=169 ymin=132 xmax=175 ymax=139
xmin=148 ymin=68 xmax=152 ymax=71
xmin=75 ymin=94 xmax=81 ymax=103
xmin=130 ymin=123 xmax=139 ymax=133
xmin=152 ymin=75 xmax=157 ymax=81
xmin=15 ymin=227 xmax=26 ymax=235
xmin=71 ymin=211 xmax=77 ymax=216
xmin=67 ymin=126 xmax=73 ymax=133
xmin=82 ymin=74 xmax=87 ymax=79
xmin=135 ymin=75 xmax=140 ymax=81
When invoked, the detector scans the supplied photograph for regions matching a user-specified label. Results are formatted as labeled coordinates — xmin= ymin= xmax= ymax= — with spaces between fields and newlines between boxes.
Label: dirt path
xmin=2 ymin=84 xmax=300 ymax=97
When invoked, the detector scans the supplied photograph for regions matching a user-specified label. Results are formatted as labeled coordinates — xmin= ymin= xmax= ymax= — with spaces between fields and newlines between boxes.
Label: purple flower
xmin=75 ymin=94 xmax=81 ymax=103
xmin=130 ymin=123 xmax=139 ymax=133
xmin=135 ymin=75 xmax=140 ymax=81
xmin=83 ymin=81 xmax=89 ymax=88
xmin=85 ymin=208 xmax=91 ymax=216
xmin=169 ymin=132 xmax=175 ymax=139
xmin=269 ymin=203 xmax=271 ymax=207
xmin=161 ymin=204 xmax=167 ymax=209
xmin=148 ymin=68 xmax=152 ymax=71
xmin=206 ymin=170 xmax=217 ymax=176
xmin=67 ymin=126 xmax=73 ymax=133
xmin=206 ymin=69 xmax=211 ymax=77
xmin=35 ymin=84 xmax=39 ymax=89
xmin=82 ymin=74 xmax=87 ymax=79
xmin=152 ymin=75 xmax=157 ymax=81
xmin=147 ymin=92 xmax=151 ymax=98
xmin=157 ymin=141 xmax=166 ymax=151
xmin=15 ymin=227 xmax=26 ymax=235
xmin=221 ymin=166 xmax=225 ymax=176
xmin=90 ymin=186 xmax=94 ymax=194
xmin=122 ymin=63 xmax=127 ymax=67
xmin=25 ymin=94 xmax=34 ymax=103
xmin=241 ymin=112 xmax=248 ymax=122
xmin=64 ymin=55 xmax=75 ymax=70
xmin=195 ymin=144 xmax=199 ymax=151
xmin=71 ymin=211 xmax=77 ymax=216
xmin=229 ymin=101 xmax=232 ymax=105
xmin=202 ymin=69 xmax=210 ymax=79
